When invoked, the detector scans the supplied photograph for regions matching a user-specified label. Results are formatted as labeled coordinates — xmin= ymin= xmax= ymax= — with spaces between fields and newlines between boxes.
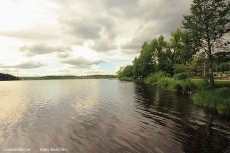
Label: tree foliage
xmin=182 ymin=0 xmax=230 ymax=87
xmin=219 ymin=62 xmax=230 ymax=73
xmin=119 ymin=30 xmax=198 ymax=79
xmin=213 ymin=51 xmax=230 ymax=63
xmin=117 ymin=0 xmax=229 ymax=87
xmin=0 ymin=73 xmax=19 ymax=81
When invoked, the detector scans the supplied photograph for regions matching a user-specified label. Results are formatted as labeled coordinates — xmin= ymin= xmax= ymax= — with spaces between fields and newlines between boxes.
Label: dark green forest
xmin=20 ymin=75 xmax=117 ymax=80
xmin=0 ymin=73 xmax=19 ymax=81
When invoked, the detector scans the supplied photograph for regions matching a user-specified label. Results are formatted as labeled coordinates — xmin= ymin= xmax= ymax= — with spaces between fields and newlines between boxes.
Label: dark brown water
xmin=0 ymin=79 xmax=230 ymax=153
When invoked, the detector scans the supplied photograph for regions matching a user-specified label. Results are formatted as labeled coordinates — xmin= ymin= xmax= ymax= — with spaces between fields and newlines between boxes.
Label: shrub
xmin=171 ymin=82 xmax=183 ymax=91
xmin=173 ymin=72 xmax=190 ymax=80
xmin=192 ymin=79 xmax=209 ymax=92
xmin=156 ymin=77 xmax=175 ymax=88
xmin=180 ymin=79 xmax=196 ymax=92
xmin=144 ymin=71 xmax=164 ymax=84
xmin=121 ymin=77 xmax=134 ymax=81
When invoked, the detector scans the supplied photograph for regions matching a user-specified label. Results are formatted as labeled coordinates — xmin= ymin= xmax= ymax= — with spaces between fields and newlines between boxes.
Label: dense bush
xmin=156 ymin=77 xmax=175 ymax=88
xmin=144 ymin=72 xmax=165 ymax=85
xmin=180 ymin=79 xmax=196 ymax=92
xmin=192 ymin=88 xmax=230 ymax=114
xmin=171 ymin=82 xmax=183 ymax=91
xmin=173 ymin=72 xmax=190 ymax=80
xmin=192 ymin=79 xmax=209 ymax=92
xmin=120 ymin=77 xmax=134 ymax=81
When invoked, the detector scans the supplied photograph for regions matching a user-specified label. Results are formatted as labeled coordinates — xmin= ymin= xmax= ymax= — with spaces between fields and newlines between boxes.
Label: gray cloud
xmin=90 ymin=39 xmax=117 ymax=52
xmin=118 ymin=0 xmax=192 ymax=53
xmin=96 ymin=16 xmax=117 ymax=40
xmin=58 ymin=15 xmax=118 ymax=52
xmin=59 ymin=17 xmax=101 ymax=40
xmin=0 ymin=30 xmax=58 ymax=41
xmin=121 ymin=32 xmax=155 ymax=54
xmin=4 ymin=0 xmax=192 ymax=56
xmin=59 ymin=56 xmax=108 ymax=68
xmin=1 ymin=61 xmax=48 ymax=69
xmin=56 ymin=52 xmax=72 ymax=58
xmin=101 ymin=0 xmax=140 ymax=19
xmin=20 ymin=43 xmax=72 ymax=57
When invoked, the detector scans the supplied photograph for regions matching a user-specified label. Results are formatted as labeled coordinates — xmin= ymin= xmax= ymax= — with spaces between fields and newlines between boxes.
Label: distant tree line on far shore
xmin=0 ymin=73 xmax=19 ymax=81
xmin=20 ymin=75 xmax=117 ymax=80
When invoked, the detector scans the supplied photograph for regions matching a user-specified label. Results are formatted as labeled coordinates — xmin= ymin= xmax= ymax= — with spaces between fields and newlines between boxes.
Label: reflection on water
xmin=0 ymin=80 xmax=230 ymax=153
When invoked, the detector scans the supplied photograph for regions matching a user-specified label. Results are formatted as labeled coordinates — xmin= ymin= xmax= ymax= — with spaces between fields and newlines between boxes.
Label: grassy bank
xmin=120 ymin=77 xmax=143 ymax=82
xmin=214 ymin=81 xmax=230 ymax=88
xmin=193 ymin=88 xmax=230 ymax=114
xmin=144 ymin=72 xmax=209 ymax=93
xmin=120 ymin=72 xmax=230 ymax=115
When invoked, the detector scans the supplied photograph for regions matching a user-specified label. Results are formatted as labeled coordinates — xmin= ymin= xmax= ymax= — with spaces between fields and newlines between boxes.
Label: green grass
xmin=145 ymin=74 xmax=230 ymax=115
xmin=144 ymin=74 xmax=230 ymax=115
xmin=191 ymin=80 xmax=230 ymax=88
xmin=192 ymin=88 xmax=230 ymax=115
xmin=190 ymin=76 xmax=202 ymax=79
xmin=214 ymin=81 xmax=230 ymax=88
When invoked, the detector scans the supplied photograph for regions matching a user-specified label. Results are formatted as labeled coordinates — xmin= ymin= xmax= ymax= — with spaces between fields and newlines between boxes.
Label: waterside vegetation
xmin=117 ymin=0 xmax=230 ymax=115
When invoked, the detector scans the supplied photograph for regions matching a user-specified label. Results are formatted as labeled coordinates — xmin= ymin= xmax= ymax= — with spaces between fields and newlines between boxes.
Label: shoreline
xmin=119 ymin=78 xmax=230 ymax=115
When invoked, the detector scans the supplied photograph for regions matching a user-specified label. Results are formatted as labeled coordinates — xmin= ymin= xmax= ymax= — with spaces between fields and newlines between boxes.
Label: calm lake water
xmin=0 ymin=79 xmax=230 ymax=153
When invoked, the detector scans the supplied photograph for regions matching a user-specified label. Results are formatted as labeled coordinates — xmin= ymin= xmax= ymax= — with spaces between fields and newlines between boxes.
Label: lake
xmin=0 ymin=79 xmax=230 ymax=153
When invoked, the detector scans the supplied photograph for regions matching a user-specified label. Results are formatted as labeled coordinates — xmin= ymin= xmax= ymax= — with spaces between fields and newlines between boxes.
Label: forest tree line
xmin=0 ymin=73 xmax=19 ymax=81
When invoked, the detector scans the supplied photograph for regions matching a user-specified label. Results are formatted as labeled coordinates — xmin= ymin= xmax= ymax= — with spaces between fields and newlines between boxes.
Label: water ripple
xmin=0 ymin=80 xmax=230 ymax=152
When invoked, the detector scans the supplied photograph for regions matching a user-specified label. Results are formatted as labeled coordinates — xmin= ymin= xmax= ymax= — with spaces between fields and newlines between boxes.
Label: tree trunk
xmin=209 ymin=60 xmax=215 ymax=88
xmin=200 ymin=70 xmax=203 ymax=79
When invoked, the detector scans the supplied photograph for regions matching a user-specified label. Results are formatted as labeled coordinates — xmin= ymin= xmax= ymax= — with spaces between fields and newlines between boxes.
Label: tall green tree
xmin=122 ymin=65 xmax=133 ymax=77
xmin=132 ymin=42 xmax=156 ymax=79
xmin=152 ymin=36 xmax=169 ymax=74
xmin=132 ymin=57 xmax=142 ymax=79
xmin=213 ymin=51 xmax=230 ymax=63
xmin=156 ymin=30 xmax=196 ymax=76
xmin=182 ymin=0 xmax=230 ymax=88
xmin=140 ymin=42 xmax=156 ymax=77
xmin=219 ymin=62 xmax=230 ymax=73
xmin=116 ymin=66 xmax=125 ymax=79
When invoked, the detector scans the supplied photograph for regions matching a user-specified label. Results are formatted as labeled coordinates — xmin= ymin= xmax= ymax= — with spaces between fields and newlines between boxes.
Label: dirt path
xmin=192 ymin=79 xmax=230 ymax=81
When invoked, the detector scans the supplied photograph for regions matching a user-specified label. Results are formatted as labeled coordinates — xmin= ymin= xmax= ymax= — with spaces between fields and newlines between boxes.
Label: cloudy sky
xmin=0 ymin=0 xmax=192 ymax=77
